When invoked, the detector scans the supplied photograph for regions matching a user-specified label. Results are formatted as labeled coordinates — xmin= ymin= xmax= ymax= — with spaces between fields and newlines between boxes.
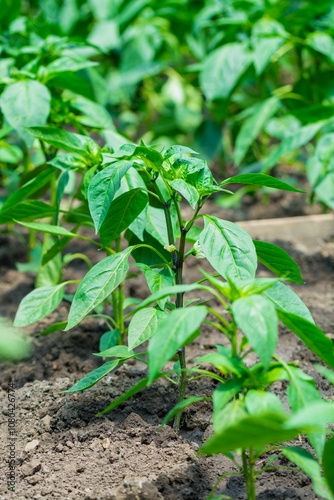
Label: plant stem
xmin=173 ymin=224 xmax=187 ymax=432
xmin=115 ymin=237 xmax=125 ymax=344
xmin=248 ymin=448 xmax=257 ymax=500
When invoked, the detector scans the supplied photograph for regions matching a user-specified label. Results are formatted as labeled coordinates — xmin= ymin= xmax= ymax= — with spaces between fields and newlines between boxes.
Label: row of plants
xmin=1 ymin=0 xmax=334 ymax=213
xmin=2 ymin=125 xmax=333 ymax=498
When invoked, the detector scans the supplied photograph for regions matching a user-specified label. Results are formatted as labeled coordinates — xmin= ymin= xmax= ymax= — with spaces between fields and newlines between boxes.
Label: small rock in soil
xmin=24 ymin=439 xmax=40 ymax=452
xmin=21 ymin=458 xmax=41 ymax=477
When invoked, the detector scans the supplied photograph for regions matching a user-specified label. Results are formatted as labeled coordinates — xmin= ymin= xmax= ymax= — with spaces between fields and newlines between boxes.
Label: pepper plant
xmin=13 ymin=143 xmax=334 ymax=434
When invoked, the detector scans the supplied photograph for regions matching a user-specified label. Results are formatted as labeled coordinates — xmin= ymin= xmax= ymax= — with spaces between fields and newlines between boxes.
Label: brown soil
xmin=0 ymin=192 xmax=333 ymax=500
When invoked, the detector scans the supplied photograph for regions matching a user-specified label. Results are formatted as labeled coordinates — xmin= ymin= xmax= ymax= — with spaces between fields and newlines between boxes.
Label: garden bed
xmin=0 ymin=205 xmax=333 ymax=500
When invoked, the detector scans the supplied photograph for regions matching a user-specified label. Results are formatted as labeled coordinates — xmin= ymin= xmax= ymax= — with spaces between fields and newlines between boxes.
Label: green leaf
xmin=254 ymin=240 xmax=304 ymax=284
xmin=164 ymin=145 xmax=198 ymax=160
xmin=232 ymin=295 xmax=278 ymax=370
xmin=63 ymin=360 xmax=119 ymax=392
xmin=0 ymin=201 xmax=55 ymax=224
xmin=263 ymin=282 xmax=314 ymax=322
xmin=137 ymin=264 xmax=174 ymax=309
xmin=314 ymin=364 xmax=334 ymax=386
xmin=145 ymin=206 xmax=173 ymax=247
xmin=65 ymin=247 xmax=133 ymax=330
xmin=200 ymin=42 xmax=251 ymax=100
xmin=307 ymin=31 xmax=334 ymax=64
xmin=127 ymin=284 xmax=201 ymax=317
xmin=315 ymin=172 xmax=334 ymax=210
xmin=213 ymin=379 xmax=244 ymax=412
xmin=245 ymin=390 xmax=283 ymax=415
xmin=95 ymin=345 xmax=136 ymax=359
xmin=199 ymin=215 xmax=257 ymax=280
xmin=27 ymin=126 xmax=99 ymax=156
xmin=234 ymin=97 xmax=280 ymax=166
xmin=14 ymin=220 xmax=78 ymax=238
xmin=148 ymin=306 xmax=207 ymax=382
xmin=251 ymin=18 xmax=286 ymax=75
xmin=283 ymin=447 xmax=333 ymax=500
xmin=323 ymin=438 xmax=334 ymax=495
xmin=212 ymin=399 xmax=248 ymax=434
xmin=45 ymin=56 xmax=98 ymax=78
xmin=99 ymin=330 xmax=120 ymax=352
xmin=278 ymin=311 xmax=334 ymax=370
xmin=0 ymin=168 xmax=54 ymax=214
xmin=37 ymin=321 xmax=67 ymax=336
xmin=14 ymin=283 xmax=68 ymax=327
xmin=96 ymin=377 xmax=149 ymax=416
xmin=221 ymin=174 xmax=305 ymax=193
xmin=195 ymin=353 xmax=247 ymax=376
xmin=99 ymin=189 xmax=148 ymax=246
xmin=265 ymin=122 xmax=326 ymax=169
xmin=88 ymin=161 xmax=133 ymax=232
xmin=36 ymin=234 xmax=62 ymax=288
xmin=160 ymin=397 xmax=210 ymax=428
xmin=128 ymin=308 xmax=166 ymax=350
xmin=0 ymin=80 xmax=51 ymax=147
xmin=168 ymin=178 xmax=199 ymax=209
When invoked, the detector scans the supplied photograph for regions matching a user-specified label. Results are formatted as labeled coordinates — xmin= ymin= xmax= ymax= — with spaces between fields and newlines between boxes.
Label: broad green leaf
xmin=265 ymin=121 xmax=326 ymax=169
xmin=251 ymin=18 xmax=286 ymax=75
xmin=213 ymin=379 xmax=244 ymax=412
xmin=0 ymin=168 xmax=53 ymax=214
xmin=164 ymin=145 xmax=198 ymax=160
xmin=254 ymin=240 xmax=304 ymax=284
xmin=148 ymin=306 xmax=207 ymax=382
xmin=168 ymin=178 xmax=199 ymax=209
xmin=137 ymin=264 xmax=174 ymax=309
xmin=45 ymin=56 xmax=98 ymax=78
xmin=145 ymin=206 xmax=173 ymax=247
xmin=221 ymin=173 xmax=304 ymax=193
xmin=234 ymin=97 xmax=280 ymax=166
xmin=232 ymin=295 xmax=278 ymax=370
xmin=0 ymin=80 xmax=51 ymax=147
xmin=0 ymin=201 xmax=55 ymax=224
xmin=63 ymin=360 xmax=119 ymax=392
xmin=199 ymin=42 xmax=251 ymax=100
xmin=306 ymin=133 xmax=334 ymax=188
xmin=14 ymin=220 xmax=77 ymax=238
xmin=65 ymin=247 xmax=133 ymax=330
xmin=287 ymin=401 xmax=334 ymax=429
xmin=99 ymin=330 xmax=120 ymax=352
xmin=70 ymin=95 xmax=114 ymax=130
xmin=160 ymin=397 xmax=210 ymax=428
xmin=307 ymin=32 xmax=334 ymax=64
xmin=27 ymin=126 xmax=99 ymax=156
xmin=263 ymin=282 xmax=314 ymax=322
xmin=195 ymin=353 xmax=247 ymax=376
xmin=199 ymin=215 xmax=257 ymax=280
xmin=88 ymin=161 xmax=133 ymax=232
xmin=14 ymin=283 xmax=68 ymax=327
xmin=278 ymin=311 xmax=334 ymax=370
xmin=283 ymin=447 xmax=333 ymax=500
xmin=95 ymin=345 xmax=136 ymax=358
xmin=128 ymin=308 xmax=166 ymax=350
xmin=99 ymin=189 xmax=148 ymax=246
xmin=88 ymin=20 xmax=120 ymax=52
xmin=315 ymin=172 xmax=334 ymax=210
xmin=323 ymin=438 xmax=334 ymax=495
xmin=201 ymin=411 xmax=316 ymax=456
xmin=245 ymin=390 xmax=283 ymax=415
xmin=213 ymin=399 xmax=248 ymax=434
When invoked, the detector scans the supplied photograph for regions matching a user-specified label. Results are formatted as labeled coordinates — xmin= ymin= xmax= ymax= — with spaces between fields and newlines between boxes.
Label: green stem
xmin=114 ymin=237 xmax=125 ymax=344
xmin=173 ymin=224 xmax=187 ymax=432
xmin=248 ymin=448 xmax=257 ymax=500
xmin=231 ymin=319 xmax=238 ymax=358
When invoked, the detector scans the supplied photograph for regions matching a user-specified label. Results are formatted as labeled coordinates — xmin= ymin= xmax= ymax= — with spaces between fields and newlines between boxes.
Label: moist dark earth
xmin=0 ymin=193 xmax=333 ymax=500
